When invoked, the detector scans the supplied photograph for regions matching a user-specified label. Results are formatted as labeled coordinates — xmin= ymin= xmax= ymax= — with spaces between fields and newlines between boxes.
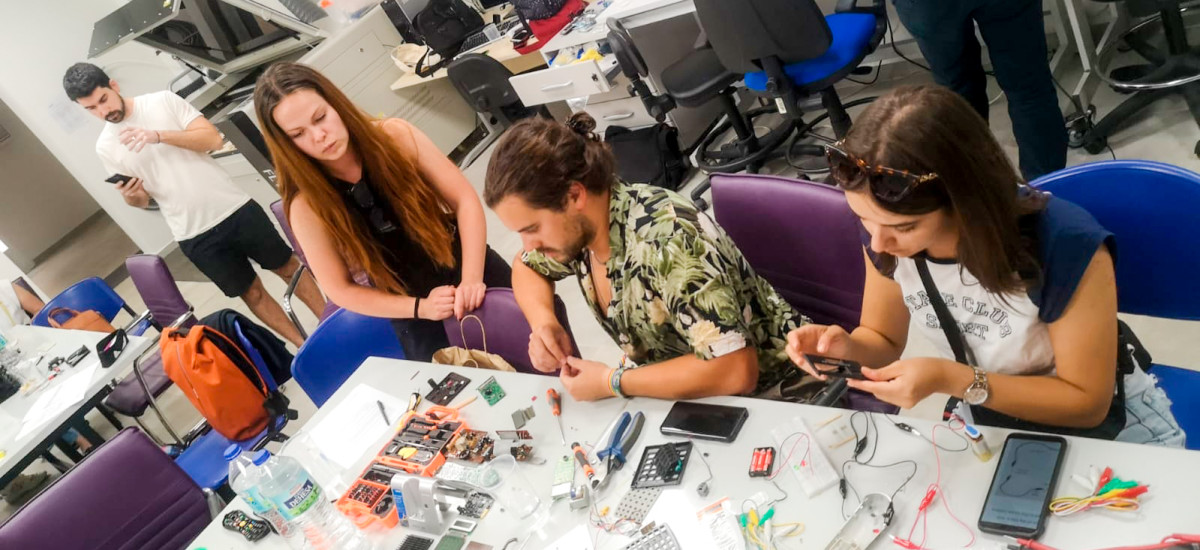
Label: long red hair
xmin=253 ymin=62 xmax=454 ymax=295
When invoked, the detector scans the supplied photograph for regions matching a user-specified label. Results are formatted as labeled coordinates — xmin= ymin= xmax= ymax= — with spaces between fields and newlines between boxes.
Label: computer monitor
xmin=89 ymin=0 xmax=323 ymax=75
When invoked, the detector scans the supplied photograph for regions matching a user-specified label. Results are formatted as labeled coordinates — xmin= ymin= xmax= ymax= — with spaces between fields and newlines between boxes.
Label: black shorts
xmin=178 ymin=201 xmax=294 ymax=298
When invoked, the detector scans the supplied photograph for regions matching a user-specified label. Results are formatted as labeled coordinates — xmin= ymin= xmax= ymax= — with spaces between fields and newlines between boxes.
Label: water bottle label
xmin=276 ymin=478 xmax=322 ymax=520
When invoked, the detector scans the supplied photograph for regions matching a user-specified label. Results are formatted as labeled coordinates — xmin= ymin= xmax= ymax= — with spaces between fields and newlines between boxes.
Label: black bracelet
xmin=413 ymin=297 xmax=421 ymax=319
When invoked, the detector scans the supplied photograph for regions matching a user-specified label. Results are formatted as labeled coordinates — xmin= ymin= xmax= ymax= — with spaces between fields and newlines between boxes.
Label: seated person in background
xmin=484 ymin=113 xmax=821 ymax=402
xmin=0 ymin=280 xmax=92 ymax=505
xmin=787 ymin=85 xmax=1184 ymax=446
xmin=253 ymin=62 xmax=511 ymax=362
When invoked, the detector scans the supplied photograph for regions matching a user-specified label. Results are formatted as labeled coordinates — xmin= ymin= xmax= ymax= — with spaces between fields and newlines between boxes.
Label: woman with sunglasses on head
xmin=787 ymin=85 xmax=1184 ymax=446
xmin=253 ymin=62 xmax=511 ymax=361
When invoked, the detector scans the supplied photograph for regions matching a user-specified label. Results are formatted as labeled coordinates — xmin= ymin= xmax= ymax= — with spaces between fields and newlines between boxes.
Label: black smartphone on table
xmin=803 ymin=353 xmax=867 ymax=380
xmin=978 ymin=432 xmax=1067 ymax=539
xmin=660 ymin=401 xmax=749 ymax=443
xmin=105 ymin=173 xmax=133 ymax=185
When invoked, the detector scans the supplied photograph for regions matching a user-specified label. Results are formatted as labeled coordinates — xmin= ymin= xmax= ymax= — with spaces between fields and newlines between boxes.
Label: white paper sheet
xmin=305 ymin=384 xmax=408 ymax=470
xmin=15 ymin=363 xmax=100 ymax=441
xmin=543 ymin=525 xmax=594 ymax=550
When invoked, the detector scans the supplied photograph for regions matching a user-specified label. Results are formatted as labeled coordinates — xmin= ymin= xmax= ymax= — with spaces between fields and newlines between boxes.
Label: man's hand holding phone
xmin=114 ymin=176 xmax=151 ymax=209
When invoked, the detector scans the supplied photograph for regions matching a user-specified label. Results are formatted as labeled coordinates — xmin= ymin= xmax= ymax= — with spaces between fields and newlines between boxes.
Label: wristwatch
xmin=963 ymin=367 xmax=990 ymax=406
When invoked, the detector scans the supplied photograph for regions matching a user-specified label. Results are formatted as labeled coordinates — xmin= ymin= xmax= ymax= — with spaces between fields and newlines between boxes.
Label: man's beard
xmin=546 ymin=214 xmax=595 ymax=263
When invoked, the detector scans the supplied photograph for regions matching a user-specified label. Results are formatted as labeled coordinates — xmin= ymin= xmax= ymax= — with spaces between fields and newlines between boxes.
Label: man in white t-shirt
xmin=63 ymin=63 xmax=324 ymax=346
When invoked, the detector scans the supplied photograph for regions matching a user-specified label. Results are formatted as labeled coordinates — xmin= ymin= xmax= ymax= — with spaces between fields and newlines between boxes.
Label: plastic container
xmin=226 ymin=445 xmax=293 ymax=538
xmin=257 ymin=451 xmax=372 ymax=550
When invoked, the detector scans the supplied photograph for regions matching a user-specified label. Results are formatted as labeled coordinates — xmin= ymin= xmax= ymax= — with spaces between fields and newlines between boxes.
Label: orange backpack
xmin=160 ymin=325 xmax=271 ymax=440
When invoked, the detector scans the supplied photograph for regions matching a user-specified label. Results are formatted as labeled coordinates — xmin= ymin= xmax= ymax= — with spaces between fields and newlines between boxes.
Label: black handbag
xmin=413 ymin=0 xmax=484 ymax=77
xmin=605 ymin=123 xmax=687 ymax=191
xmin=513 ymin=0 xmax=569 ymax=20
xmin=913 ymin=256 xmax=1130 ymax=440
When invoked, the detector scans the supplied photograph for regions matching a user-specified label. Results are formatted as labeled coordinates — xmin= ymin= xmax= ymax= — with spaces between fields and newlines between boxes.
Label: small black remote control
xmin=222 ymin=510 xmax=270 ymax=542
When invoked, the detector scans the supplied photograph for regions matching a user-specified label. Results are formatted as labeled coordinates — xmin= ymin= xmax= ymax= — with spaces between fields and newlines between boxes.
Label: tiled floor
xmin=3 ymin=55 xmax=1199 ymax=521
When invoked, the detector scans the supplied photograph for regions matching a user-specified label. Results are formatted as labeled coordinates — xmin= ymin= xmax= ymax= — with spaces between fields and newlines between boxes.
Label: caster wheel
xmin=693 ymin=197 xmax=709 ymax=211
xmin=1193 ymin=140 xmax=1200 ymax=158
xmin=1083 ymin=136 xmax=1108 ymax=155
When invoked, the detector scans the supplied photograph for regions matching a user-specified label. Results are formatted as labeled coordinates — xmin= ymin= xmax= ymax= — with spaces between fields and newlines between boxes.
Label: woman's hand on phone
xmin=785 ymin=323 xmax=852 ymax=380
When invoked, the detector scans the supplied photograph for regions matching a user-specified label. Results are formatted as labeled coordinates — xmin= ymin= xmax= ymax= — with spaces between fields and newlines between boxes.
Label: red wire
xmin=895 ymin=424 xmax=975 ymax=550
xmin=768 ymin=433 xmax=811 ymax=481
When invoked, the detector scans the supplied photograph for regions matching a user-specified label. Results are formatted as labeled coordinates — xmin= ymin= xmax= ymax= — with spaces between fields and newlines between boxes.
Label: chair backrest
xmin=31 ymin=277 xmax=127 ymax=327
xmin=447 ymin=53 xmax=521 ymax=116
xmin=1031 ymin=160 xmax=1200 ymax=321
xmin=442 ymin=288 xmax=579 ymax=375
xmin=607 ymin=19 xmax=650 ymax=79
xmin=126 ymin=255 xmax=194 ymax=329
xmin=693 ymin=0 xmax=831 ymax=74
xmin=291 ymin=308 xmax=406 ymax=406
xmin=0 ymin=428 xmax=209 ymax=550
xmin=270 ymin=200 xmax=309 ymax=268
xmin=711 ymin=173 xmax=865 ymax=331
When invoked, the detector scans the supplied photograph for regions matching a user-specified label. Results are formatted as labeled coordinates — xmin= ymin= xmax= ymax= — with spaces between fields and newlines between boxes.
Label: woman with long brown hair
xmin=786 ymin=85 xmax=1183 ymax=446
xmin=253 ymin=62 xmax=510 ymax=361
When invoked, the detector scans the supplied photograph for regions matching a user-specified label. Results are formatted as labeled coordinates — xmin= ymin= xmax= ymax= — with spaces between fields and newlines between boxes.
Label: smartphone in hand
xmin=803 ymin=353 xmax=867 ymax=380
xmin=105 ymin=173 xmax=133 ymax=185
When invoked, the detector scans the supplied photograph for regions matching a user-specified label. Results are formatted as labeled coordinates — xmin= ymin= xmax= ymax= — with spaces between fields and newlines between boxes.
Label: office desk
xmin=389 ymin=39 xmax=548 ymax=91
xmin=190 ymin=359 xmax=1198 ymax=549
xmin=0 ymin=326 xmax=152 ymax=487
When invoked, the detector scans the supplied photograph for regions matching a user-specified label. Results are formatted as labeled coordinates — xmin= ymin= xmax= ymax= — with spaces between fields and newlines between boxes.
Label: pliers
xmin=594 ymin=411 xmax=644 ymax=488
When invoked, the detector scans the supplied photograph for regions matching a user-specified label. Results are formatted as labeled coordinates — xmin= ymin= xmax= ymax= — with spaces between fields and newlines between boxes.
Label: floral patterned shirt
xmin=523 ymin=181 xmax=808 ymax=393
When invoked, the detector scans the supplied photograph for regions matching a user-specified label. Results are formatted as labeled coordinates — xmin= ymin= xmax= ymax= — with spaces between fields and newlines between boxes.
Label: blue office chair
xmin=173 ymin=318 xmax=292 ymax=500
xmin=292 ymin=308 xmax=407 ymax=407
xmin=655 ymin=0 xmax=885 ymax=208
xmin=32 ymin=277 xmax=152 ymax=335
xmin=1032 ymin=160 xmax=1200 ymax=449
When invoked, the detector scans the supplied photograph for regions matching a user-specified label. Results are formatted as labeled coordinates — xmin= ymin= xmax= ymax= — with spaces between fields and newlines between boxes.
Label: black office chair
xmin=447 ymin=53 xmax=549 ymax=169
xmin=1078 ymin=0 xmax=1200 ymax=156
xmin=607 ymin=20 xmax=796 ymax=191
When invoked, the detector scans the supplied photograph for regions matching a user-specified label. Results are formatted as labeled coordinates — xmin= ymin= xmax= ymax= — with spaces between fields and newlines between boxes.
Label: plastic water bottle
xmin=225 ymin=445 xmax=292 ymax=539
xmin=256 ymin=450 xmax=371 ymax=550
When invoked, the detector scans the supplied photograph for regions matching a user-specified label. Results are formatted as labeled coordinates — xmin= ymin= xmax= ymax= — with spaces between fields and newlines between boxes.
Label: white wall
xmin=0 ymin=0 xmax=179 ymax=255
xmin=0 ymin=98 xmax=102 ymax=270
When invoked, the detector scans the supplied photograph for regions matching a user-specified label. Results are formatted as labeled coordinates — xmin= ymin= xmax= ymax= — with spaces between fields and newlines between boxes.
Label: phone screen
xmin=978 ymin=434 xmax=1066 ymax=537
xmin=660 ymin=401 xmax=749 ymax=442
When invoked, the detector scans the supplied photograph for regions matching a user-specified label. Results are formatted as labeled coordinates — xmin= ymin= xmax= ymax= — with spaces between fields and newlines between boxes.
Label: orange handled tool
xmin=571 ymin=442 xmax=596 ymax=483
xmin=548 ymin=388 xmax=566 ymax=445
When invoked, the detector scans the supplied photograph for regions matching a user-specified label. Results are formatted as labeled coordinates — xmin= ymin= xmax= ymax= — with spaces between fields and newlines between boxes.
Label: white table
xmin=190 ymin=358 xmax=1200 ymax=549
xmin=0 ymin=325 xmax=152 ymax=487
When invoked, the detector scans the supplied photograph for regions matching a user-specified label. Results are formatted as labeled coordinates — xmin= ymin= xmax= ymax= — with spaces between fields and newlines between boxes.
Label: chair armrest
xmin=167 ymin=310 xmax=196 ymax=330
xmin=122 ymin=310 xmax=155 ymax=334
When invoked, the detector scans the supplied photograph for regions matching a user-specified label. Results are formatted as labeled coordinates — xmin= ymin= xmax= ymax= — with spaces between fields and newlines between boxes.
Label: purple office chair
xmin=269 ymin=200 xmax=339 ymax=340
xmin=711 ymin=173 xmax=895 ymax=413
xmin=442 ymin=288 xmax=579 ymax=375
xmin=0 ymin=428 xmax=210 ymax=550
xmin=108 ymin=255 xmax=200 ymax=446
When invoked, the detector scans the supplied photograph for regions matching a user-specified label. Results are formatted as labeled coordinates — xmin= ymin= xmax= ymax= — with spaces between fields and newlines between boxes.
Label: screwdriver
xmin=571 ymin=442 xmax=596 ymax=485
xmin=547 ymin=388 xmax=567 ymax=445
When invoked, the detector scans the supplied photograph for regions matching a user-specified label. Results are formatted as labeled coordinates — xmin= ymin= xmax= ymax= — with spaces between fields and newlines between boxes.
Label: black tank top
xmin=332 ymin=173 xmax=461 ymax=297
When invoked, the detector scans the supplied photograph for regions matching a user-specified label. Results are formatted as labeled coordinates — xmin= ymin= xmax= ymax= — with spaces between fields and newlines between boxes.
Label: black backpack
xmin=605 ymin=123 xmax=687 ymax=190
xmin=413 ymin=0 xmax=484 ymax=77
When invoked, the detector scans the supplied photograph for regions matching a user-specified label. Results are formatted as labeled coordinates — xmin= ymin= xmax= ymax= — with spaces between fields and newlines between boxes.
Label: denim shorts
xmin=1116 ymin=368 xmax=1187 ymax=448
